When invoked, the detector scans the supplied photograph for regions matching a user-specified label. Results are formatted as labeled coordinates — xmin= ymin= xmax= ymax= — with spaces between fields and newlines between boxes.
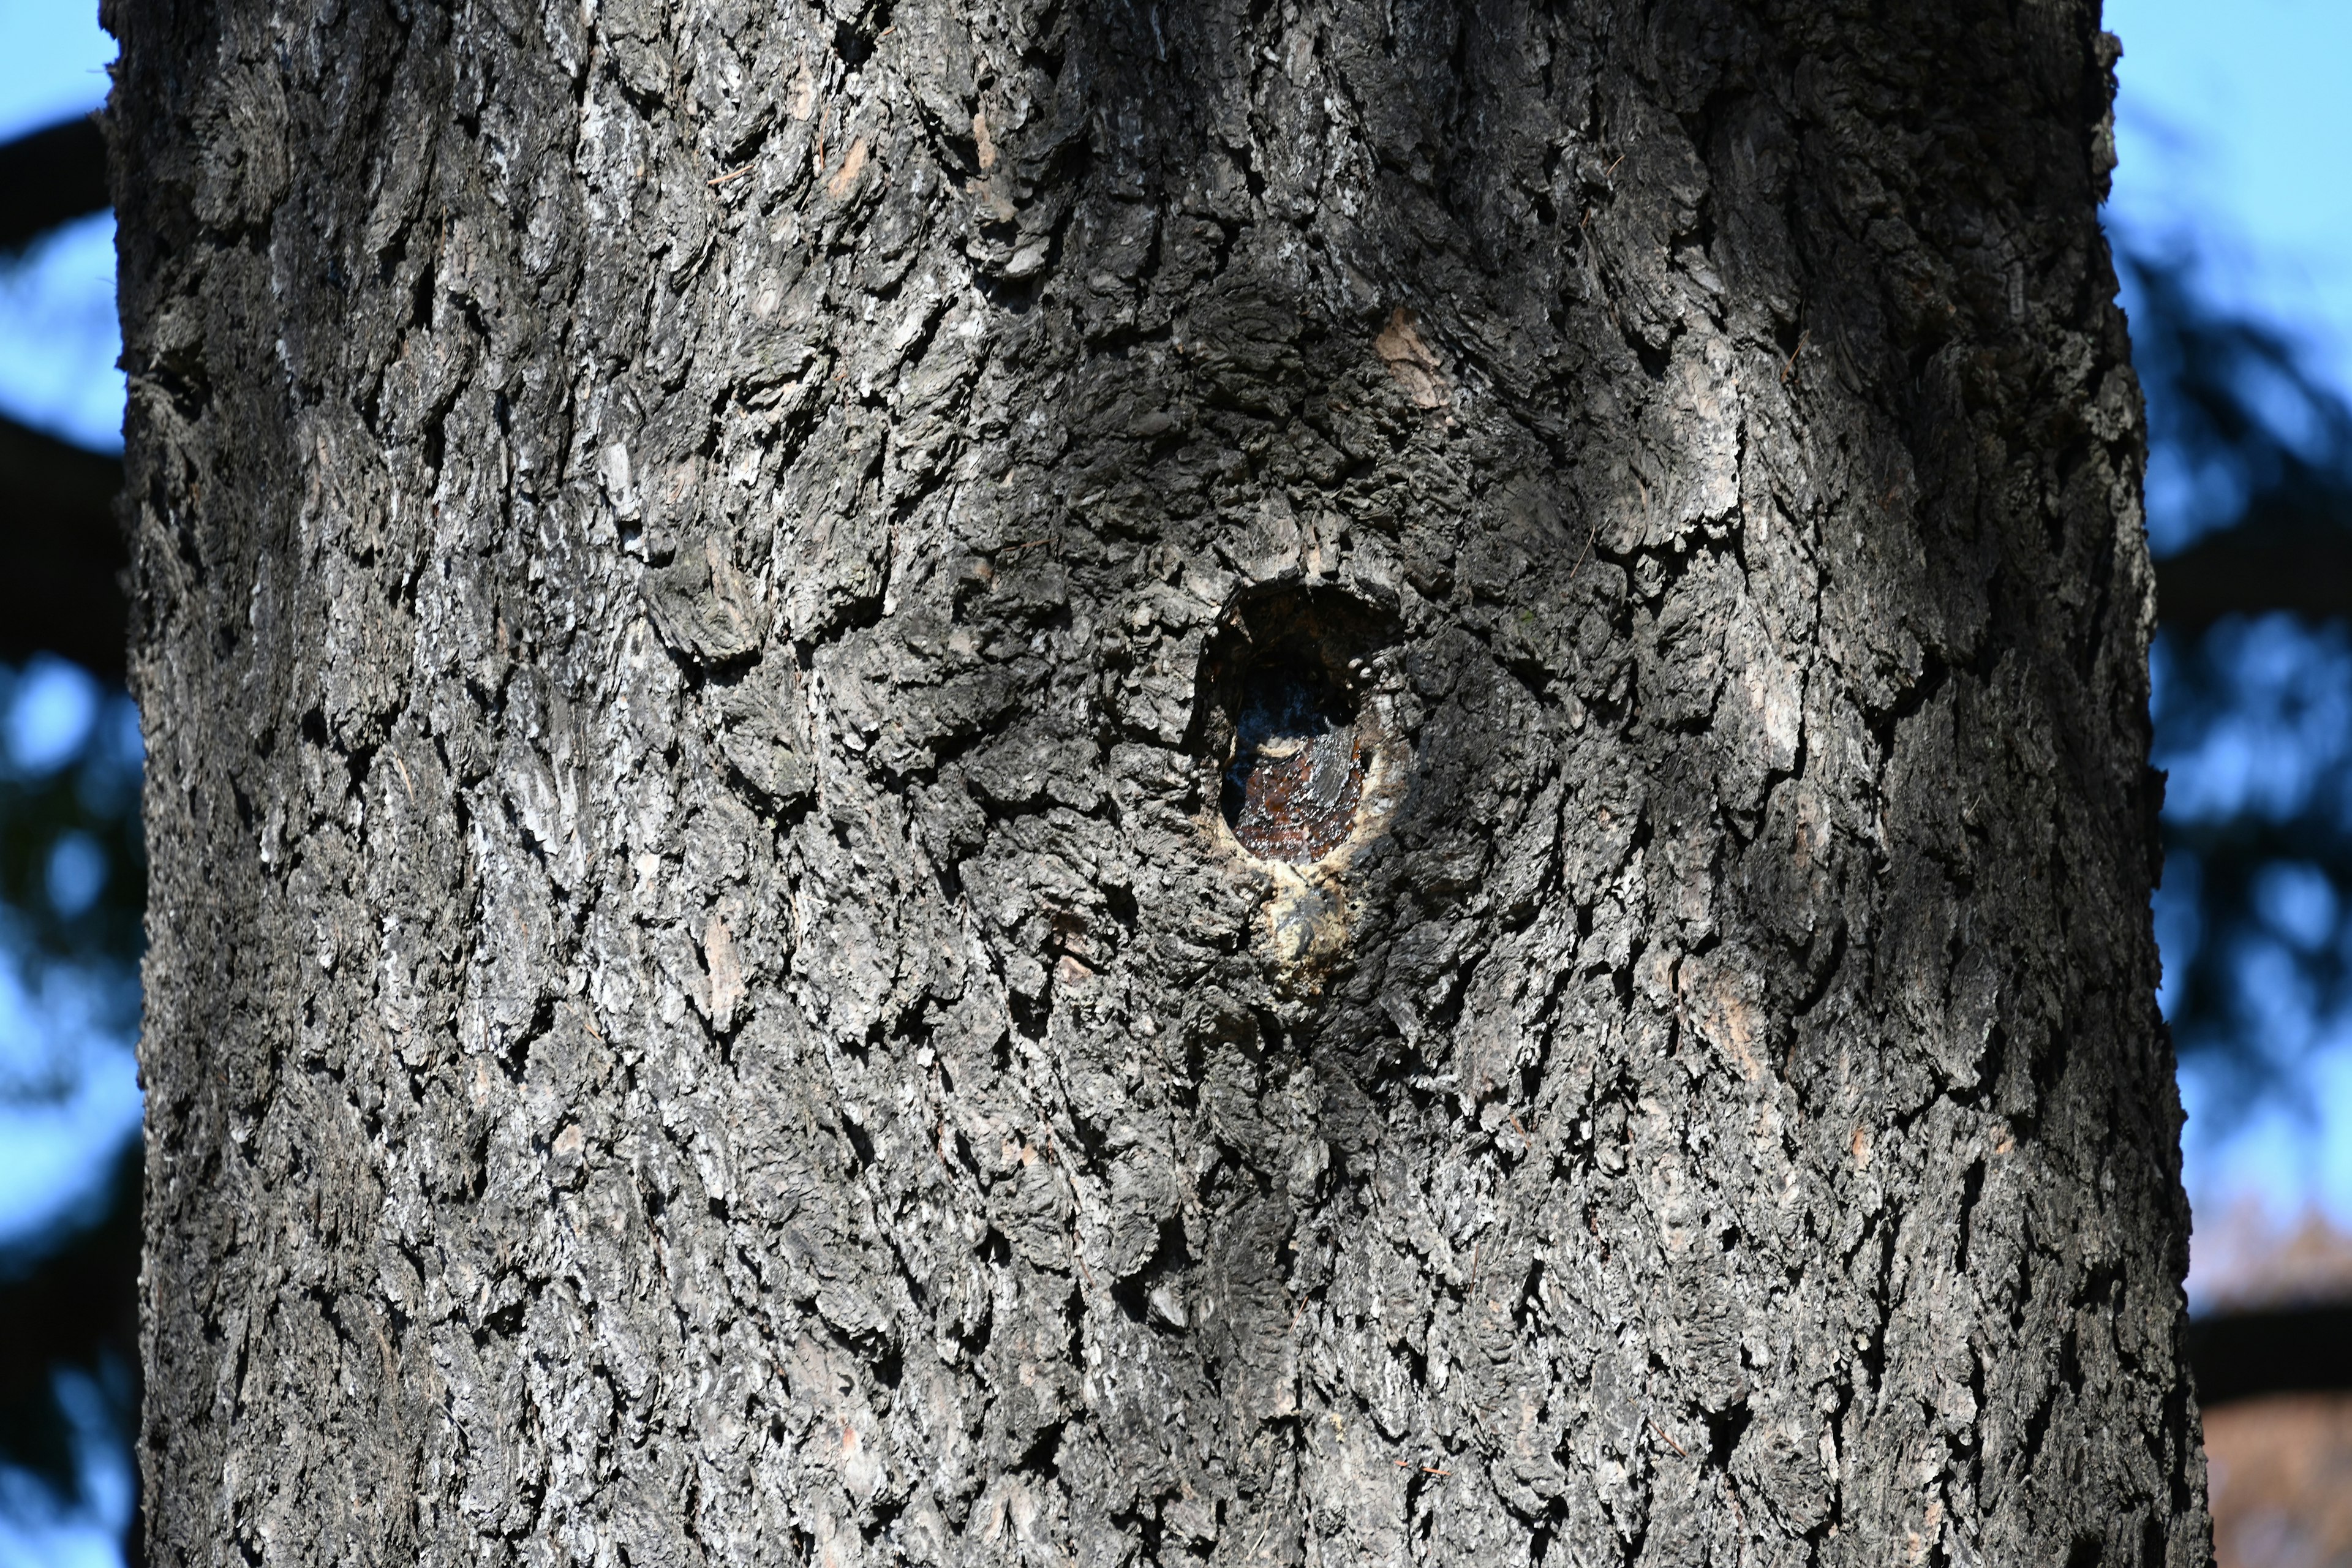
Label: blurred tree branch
xmin=0 ymin=413 xmax=125 ymax=682
xmin=2157 ymin=526 xmax=2352 ymax=629
xmin=2125 ymin=242 xmax=2352 ymax=624
xmin=0 ymin=116 xmax=108 ymax=256
xmin=0 ymin=116 xmax=129 ymax=682
xmin=2188 ymin=1303 xmax=2352 ymax=1406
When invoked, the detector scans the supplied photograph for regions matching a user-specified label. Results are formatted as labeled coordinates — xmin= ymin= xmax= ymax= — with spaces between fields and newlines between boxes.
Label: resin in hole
xmin=1221 ymin=651 xmax=1363 ymax=862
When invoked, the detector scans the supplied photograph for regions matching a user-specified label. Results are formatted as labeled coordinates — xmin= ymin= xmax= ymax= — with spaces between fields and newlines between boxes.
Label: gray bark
xmin=110 ymin=0 xmax=2201 ymax=1563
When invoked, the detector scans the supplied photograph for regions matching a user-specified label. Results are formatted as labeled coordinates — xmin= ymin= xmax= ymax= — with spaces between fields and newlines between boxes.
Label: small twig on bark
xmin=706 ymin=164 xmax=756 ymax=188
xmin=1780 ymin=328 xmax=1811 ymax=383
xmin=1566 ymin=520 xmax=1602 ymax=587
xmin=1648 ymin=1417 xmax=1687 ymax=1458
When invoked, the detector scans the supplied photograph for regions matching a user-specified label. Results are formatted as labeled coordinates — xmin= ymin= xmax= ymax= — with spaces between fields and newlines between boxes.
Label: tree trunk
xmin=111 ymin=0 xmax=2199 ymax=1562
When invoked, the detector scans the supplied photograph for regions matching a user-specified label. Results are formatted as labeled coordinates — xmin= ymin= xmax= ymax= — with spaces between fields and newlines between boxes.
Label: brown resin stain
xmin=1220 ymin=654 xmax=1364 ymax=862
xmin=1226 ymin=726 xmax=1364 ymax=862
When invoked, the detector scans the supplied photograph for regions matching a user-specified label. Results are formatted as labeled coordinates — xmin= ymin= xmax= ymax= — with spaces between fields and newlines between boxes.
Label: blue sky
xmin=2100 ymin=0 xmax=2352 ymax=1259
xmin=0 ymin=0 xmax=109 ymax=143
xmin=2108 ymin=0 xmax=2352 ymax=402
xmin=0 ymin=0 xmax=117 ymax=451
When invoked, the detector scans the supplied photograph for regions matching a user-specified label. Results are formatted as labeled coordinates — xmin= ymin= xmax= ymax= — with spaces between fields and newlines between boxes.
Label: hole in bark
xmin=833 ymin=17 xmax=878 ymax=64
xmin=1704 ymin=1397 xmax=1752 ymax=1469
xmin=1221 ymin=655 xmax=1362 ymax=861
xmin=1954 ymin=1157 xmax=1987 ymax=1272
xmin=1529 ymin=1510 xmax=1562 ymax=1564
xmin=1110 ymin=1218 xmax=1193 ymax=1329
xmin=1513 ymin=1258 xmax=1546 ymax=1330
xmin=1195 ymin=586 xmax=1402 ymax=866
xmin=1016 ymin=1421 xmax=1065 ymax=1477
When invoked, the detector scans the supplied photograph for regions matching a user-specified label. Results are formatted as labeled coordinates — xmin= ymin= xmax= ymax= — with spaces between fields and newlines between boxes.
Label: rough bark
xmin=111 ymin=0 xmax=2201 ymax=1564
